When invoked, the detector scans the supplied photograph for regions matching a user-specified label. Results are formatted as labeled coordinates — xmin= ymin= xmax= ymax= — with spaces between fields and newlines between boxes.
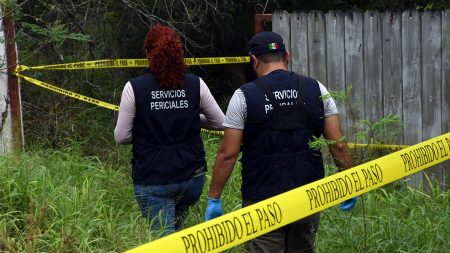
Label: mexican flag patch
xmin=268 ymin=42 xmax=279 ymax=50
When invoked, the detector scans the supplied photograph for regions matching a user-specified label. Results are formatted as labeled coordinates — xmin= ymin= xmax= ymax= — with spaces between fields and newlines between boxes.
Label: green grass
xmin=0 ymin=136 xmax=449 ymax=252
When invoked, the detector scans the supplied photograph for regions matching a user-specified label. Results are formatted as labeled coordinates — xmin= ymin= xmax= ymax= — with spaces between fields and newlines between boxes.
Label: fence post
xmin=1 ymin=4 xmax=23 ymax=152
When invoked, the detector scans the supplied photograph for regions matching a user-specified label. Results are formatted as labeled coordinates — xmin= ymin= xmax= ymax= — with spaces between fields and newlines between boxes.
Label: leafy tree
xmin=3 ymin=0 xmax=448 ymax=150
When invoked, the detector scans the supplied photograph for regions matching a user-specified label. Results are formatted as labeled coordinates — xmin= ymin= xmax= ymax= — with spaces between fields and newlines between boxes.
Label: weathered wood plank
xmin=290 ymin=12 xmax=309 ymax=76
xmin=442 ymin=10 xmax=450 ymax=189
xmin=443 ymin=10 xmax=450 ymax=134
xmin=344 ymin=11 xmax=364 ymax=141
xmin=402 ymin=10 xmax=423 ymax=186
xmin=273 ymin=10 xmax=291 ymax=71
xmin=325 ymin=11 xmax=346 ymax=123
xmin=307 ymin=11 xmax=327 ymax=84
xmin=363 ymin=11 xmax=383 ymax=127
xmin=274 ymin=10 xmax=449 ymax=188
xmin=422 ymin=11 xmax=443 ymax=187
xmin=382 ymin=11 xmax=403 ymax=144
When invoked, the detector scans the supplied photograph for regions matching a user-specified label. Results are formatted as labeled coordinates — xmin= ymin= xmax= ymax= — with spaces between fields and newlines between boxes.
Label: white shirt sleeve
xmin=199 ymin=78 xmax=225 ymax=130
xmin=114 ymin=81 xmax=135 ymax=144
xmin=223 ymin=89 xmax=247 ymax=130
xmin=317 ymin=81 xmax=339 ymax=117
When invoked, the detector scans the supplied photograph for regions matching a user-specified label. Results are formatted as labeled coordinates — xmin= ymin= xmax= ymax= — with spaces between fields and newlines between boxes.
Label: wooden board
xmin=344 ymin=11 xmax=365 ymax=142
xmin=442 ymin=10 xmax=450 ymax=189
xmin=382 ymin=11 xmax=403 ymax=144
xmin=363 ymin=11 xmax=383 ymax=125
xmin=307 ymin=11 xmax=327 ymax=84
xmin=421 ymin=11 xmax=443 ymax=187
xmin=290 ymin=12 xmax=309 ymax=76
xmin=273 ymin=11 xmax=291 ymax=71
xmin=325 ymin=11 xmax=346 ymax=123
xmin=402 ymin=10 xmax=423 ymax=186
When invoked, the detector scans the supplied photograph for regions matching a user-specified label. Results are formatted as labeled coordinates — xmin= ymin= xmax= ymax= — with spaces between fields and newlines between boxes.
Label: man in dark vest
xmin=205 ymin=31 xmax=356 ymax=252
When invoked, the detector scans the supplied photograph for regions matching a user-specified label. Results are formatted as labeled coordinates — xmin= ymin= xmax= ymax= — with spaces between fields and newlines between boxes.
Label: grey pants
xmin=243 ymin=199 xmax=320 ymax=253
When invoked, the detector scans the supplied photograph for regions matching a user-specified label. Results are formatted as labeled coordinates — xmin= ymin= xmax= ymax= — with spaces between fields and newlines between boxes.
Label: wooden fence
xmin=272 ymin=10 xmax=449 ymax=188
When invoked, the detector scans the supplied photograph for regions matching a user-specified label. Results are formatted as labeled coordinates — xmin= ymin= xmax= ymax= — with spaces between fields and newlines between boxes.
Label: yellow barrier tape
xmin=15 ymin=57 xmax=251 ymax=72
xmin=184 ymin=57 xmax=250 ymax=66
xmin=349 ymin=143 xmax=408 ymax=151
xmin=125 ymin=132 xmax=450 ymax=253
xmin=14 ymin=71 xmax=409 ymax=151
xmin=200 ymin=128 xmax=226 ymax=136
xmin=201 ymin=129 xmax=408 ymax=150
xmin=15 ymin=73 xmax=119 ymax=111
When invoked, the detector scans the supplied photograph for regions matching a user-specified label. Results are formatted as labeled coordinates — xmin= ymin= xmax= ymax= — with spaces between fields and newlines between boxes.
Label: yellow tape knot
xmin=13 ymin=65 xmax=29 ymax=75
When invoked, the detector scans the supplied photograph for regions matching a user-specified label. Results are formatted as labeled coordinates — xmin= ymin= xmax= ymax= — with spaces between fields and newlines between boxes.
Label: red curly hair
xmin=144 ymin=24 xmax=186 ymax=88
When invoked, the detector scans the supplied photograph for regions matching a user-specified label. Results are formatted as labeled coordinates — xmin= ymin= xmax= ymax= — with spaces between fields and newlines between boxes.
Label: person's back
xmin=239 ymin=70 xmax=326 ymax=201
xmin=205 ymin=31 xmax=355 ymax=253
xmin=130 ymin=71 xmax=205 ymax=185
xmin=114 ymin=24 xmax=224 ymax=236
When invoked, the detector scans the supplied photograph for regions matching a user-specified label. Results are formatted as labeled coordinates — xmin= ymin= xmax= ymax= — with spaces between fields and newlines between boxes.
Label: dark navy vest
xmin=130 ymin=70 xmax=206 ymax=185
xmin=240 ymin=70 xmax=325 ymax=201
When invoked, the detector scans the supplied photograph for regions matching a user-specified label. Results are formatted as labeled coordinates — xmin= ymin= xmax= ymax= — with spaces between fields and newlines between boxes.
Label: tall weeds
xmin=1 ymin=135 xmax=448 ymax=252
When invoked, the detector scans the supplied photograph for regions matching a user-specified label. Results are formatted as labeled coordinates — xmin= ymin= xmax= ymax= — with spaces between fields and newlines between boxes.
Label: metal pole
xmin=2 ymin=6 xmax=23 ymax=151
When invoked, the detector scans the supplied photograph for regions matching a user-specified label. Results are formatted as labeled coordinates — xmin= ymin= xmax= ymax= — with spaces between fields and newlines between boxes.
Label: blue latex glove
xmin=205 ymin=197 xmax=223 ymax=221
xmin=340 ymin=197 xmax=358 ymax=211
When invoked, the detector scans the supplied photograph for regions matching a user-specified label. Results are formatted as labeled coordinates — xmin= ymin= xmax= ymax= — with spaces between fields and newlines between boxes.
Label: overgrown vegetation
xmin=1 ymin=1 xmax=449 ymax=252
xmin=0 ymin=136 xmax=448 ymax=252
xmin=2 ymin=0 xmax=448 ymax=152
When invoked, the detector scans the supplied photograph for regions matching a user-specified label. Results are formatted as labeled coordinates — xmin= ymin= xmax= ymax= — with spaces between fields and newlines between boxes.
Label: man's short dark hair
xmin=256 ymin=51 xmax=287 ymax=64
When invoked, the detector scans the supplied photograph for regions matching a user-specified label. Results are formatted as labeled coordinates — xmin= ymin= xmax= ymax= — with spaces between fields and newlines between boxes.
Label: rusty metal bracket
xmin=255 ymin=13 xmax=272 ymax=33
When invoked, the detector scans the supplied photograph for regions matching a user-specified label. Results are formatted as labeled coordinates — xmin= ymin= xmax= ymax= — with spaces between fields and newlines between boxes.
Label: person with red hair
xmin=114 ymin=24 xmax=224 ymax=236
